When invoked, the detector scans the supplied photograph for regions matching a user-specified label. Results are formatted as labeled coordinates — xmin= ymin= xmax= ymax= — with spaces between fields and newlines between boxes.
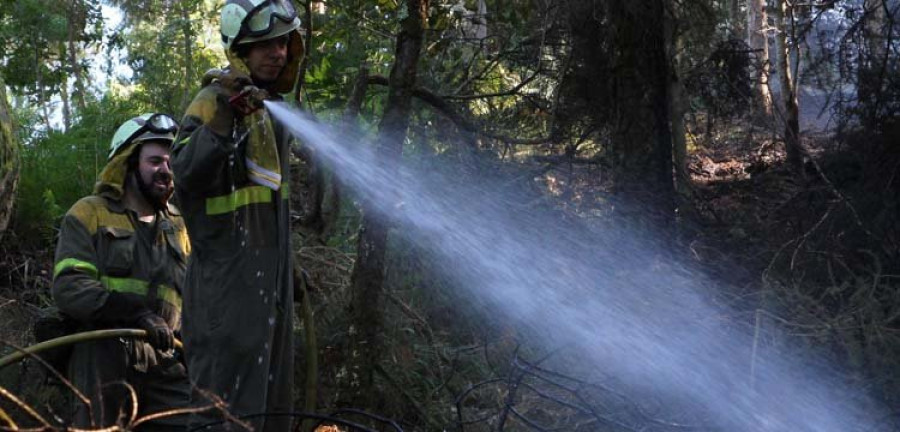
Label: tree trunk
xmin=774 ymin=0 xmax=802 ymax=172
xmin=35 ymin=46 xmax=51 ymax=130
xmin=747 ymin=0 xmax=773 ymax=115
xmin=344 ymin=0 xmax=428 ymax=410
xmin=649 ymin=0 xmax=676 ymax=226
xmin=180 ymin=2 xmax=194 ymax=113
xmin=67 ymin=0 xmax=87 ymax=111
xmin=59 ymin=41 xmax=72 ymax=131
xmin=729 ymin=0 xmax=745 ymax=40
xmin=667 ymin=2 xmax=688 ymax=202
xmin=294 ymin=0 xmax=313 ymax=104
xmin=858 ymin=0 xmax=887 ymax=125
xmin=0 ymin=78 xmax=19 ymax=241
xmin=608 ymin=0 xmax=675 ymax=229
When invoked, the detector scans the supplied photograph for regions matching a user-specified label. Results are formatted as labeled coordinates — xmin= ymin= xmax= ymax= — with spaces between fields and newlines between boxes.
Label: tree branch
xmin=367 ymin=75 xmax=553 ymax=146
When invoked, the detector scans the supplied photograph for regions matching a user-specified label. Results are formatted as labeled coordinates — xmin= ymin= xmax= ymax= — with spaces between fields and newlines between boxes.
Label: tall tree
xmin=606 ymin=0 xmax=676 ymax=225
xmin=729 ymin=0 xmax=745 ymax=39
xmin=748 ymin=0 xmax=773 ymax=115
xmin=65 ymin=0 xmax=92 ymax=112
xmin=556 ymin=1 xmax=677 ymax=227
xmin=177 ymin=1 xmax=194 ymax=112
xmin=344 ymin=0 xmax=429 ymax=410
xmin=667 ymin=1 xmax=690 ymax=201
xmin=858 ymin=0 xmax=888 ymax=125
xmin=774 ymin=0 xmax=802 ymax=171
xmin=0 ymin=77 xmax=18 ymax=240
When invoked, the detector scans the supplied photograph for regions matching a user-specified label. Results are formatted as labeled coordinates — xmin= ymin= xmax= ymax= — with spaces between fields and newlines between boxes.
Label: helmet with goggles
xmin=221 ymin=0 xmax=301 ymax=51
xmin=108 ymin=113 xmax=179 ymax=160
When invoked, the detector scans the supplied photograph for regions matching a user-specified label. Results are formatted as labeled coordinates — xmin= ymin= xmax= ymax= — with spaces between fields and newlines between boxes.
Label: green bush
xmin=15 ymin=94 xmax=147 ymax=246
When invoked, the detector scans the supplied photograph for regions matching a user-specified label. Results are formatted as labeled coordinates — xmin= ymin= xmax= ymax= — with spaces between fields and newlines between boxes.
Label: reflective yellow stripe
xmin=205 ymin=185 xmax=273 ymax=216
xmin=54 ymin=258 xmax=99 ymax=280
xmin=100 ymin=277 xmax=182 ymax=309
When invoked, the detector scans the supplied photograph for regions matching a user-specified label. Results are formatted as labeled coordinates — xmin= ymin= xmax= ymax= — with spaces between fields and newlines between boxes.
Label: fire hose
xmin=0 ymin=329 xmax=182 ymax=370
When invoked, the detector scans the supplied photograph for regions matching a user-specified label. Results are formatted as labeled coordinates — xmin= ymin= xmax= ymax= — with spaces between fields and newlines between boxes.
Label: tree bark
xmin=774 ymin=0 xmax=802 ymax=172
xmin=667 ymin=1 xmax=688 ymax=201
xmin=294 ymin=0 xmax=313 ymax=104
xmin=180 ymin=1 xmax=194 ymax=112
xmin=607 ymin=0 xmax=675 ymax=228
xmin=0 ymin=78 xmax=20 ymax=240
xmin=67 ymin=0 xmax=88 ymax=111
xmin=729 ymin=0 xmax=745 ymax=40
xmin=649 ymin=0 xmax=676 ymax=226
xmin=344 ymin=0 xmax=428 ymax=410
xmin=747 ymin=0 xmax=773 ymax=115
xmin=35 ymin=45 xmax=51 ymax=130
xmin=59 ymin=41 xmax=72 ymax=131
xmin=858 ymin=0 xmax=887 ymax=125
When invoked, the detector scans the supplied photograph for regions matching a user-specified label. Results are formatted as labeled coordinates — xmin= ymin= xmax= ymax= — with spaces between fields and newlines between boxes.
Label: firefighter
xmin=52 ymin=113 xmax=191 ymax=431
xmin=171 ymin=0 xmax=304 ymax=430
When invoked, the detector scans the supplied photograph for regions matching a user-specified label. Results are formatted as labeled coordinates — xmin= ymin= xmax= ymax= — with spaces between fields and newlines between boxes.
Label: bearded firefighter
xmin=52 ymin=113 xmax=191 ymax=431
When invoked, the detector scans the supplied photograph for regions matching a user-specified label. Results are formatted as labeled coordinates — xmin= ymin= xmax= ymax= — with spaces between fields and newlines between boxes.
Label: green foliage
xmin=302 ymin=1 xmax=397 ymax=113
xmin=109 ymin=0 xmax=223 ymax=115
xmin=0 ymin=0 xmax=101 ymax=107
xmin=15 ymin=94 xmax=145 ymax=245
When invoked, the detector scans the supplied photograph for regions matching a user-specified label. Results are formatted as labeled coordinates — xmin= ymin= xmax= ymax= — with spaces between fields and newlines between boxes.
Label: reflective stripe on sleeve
xmin=100 ymin=277 xmax=183 ymax=310
xmin=54 ymin=258 xmax=99 ymax=280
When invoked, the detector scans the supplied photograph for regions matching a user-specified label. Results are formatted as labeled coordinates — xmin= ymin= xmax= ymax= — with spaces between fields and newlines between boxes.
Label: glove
xmin=203 ymin=68 xmax=270 ymax=136
xmin=136 ymin=313 xmax=174 ymax=352
xmin=207 ymin=91 xmax=237 ymax=137
xmin=204 ymin=68 xmax=269 ymax=115
xmin=228 ymin=85 xmax=270 ymax=116
xmin=204 ymin=68 xmax=251 ymax=91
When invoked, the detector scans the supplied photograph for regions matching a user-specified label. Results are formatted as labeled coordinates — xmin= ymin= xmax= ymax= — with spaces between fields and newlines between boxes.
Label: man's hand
xmin=137 ymin=313 xmax=174 ymax=352
xmin=203 ymin=68 xmax=252 ymax=92
xmin=203 ymin=68 xmax=270 ymax=116
xmin=228 ymin=85 xmax=270 ymax=116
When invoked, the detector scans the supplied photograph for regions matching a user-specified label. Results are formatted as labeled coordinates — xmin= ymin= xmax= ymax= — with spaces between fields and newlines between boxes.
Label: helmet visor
xmin=109 ymin=113 xmax=180 ymax=160
xmin=242 ymin=0 xmax=297 ymax=38
xmin=144 ymin=113 xmax=179 ymax=134
xmin=122 ymin=114 xmax=178 ymax=149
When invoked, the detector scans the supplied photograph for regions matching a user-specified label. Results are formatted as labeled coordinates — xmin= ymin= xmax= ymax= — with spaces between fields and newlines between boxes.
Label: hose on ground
xmin=0 ymin=329 xmax=183 ymax=370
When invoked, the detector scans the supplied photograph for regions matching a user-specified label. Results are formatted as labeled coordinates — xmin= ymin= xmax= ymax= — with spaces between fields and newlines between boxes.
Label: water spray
xmin=264 ymin=101 xmax=887 ymax=431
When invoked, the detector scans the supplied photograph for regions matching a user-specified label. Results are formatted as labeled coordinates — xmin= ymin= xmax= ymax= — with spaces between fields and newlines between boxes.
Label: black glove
xmin=228 ymin=85 xmax=270 ymax=116
xmin=209 ymin=68 xmax=270 ymax=114
xmin=136 ymin=313 xmax=174 ymax=352
xmin=208 ymin=91 xmax=238 ymax=137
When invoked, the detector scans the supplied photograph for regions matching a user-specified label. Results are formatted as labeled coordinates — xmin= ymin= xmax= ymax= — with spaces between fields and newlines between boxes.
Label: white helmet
xmin=108 ymin=113 xmax=178 ymax=160
xmin=221 ymin=0 xmax=301 ymax=51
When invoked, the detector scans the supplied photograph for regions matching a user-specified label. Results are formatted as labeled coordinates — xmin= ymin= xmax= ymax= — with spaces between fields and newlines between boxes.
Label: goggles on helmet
xmin=120 ymin=113 xmax=178 ymax=149
xmin=129 ymin=113 xmax=178 ymax=141
xmin=109 ymin=113 xmax=180 ymax=160
xmin=238 ymin=0 xmax=297 ymax=41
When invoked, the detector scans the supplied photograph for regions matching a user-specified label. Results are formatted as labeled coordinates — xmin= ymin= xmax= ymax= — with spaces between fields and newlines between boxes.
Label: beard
xmin=135 ymin=170 xmax=174 ymax=211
